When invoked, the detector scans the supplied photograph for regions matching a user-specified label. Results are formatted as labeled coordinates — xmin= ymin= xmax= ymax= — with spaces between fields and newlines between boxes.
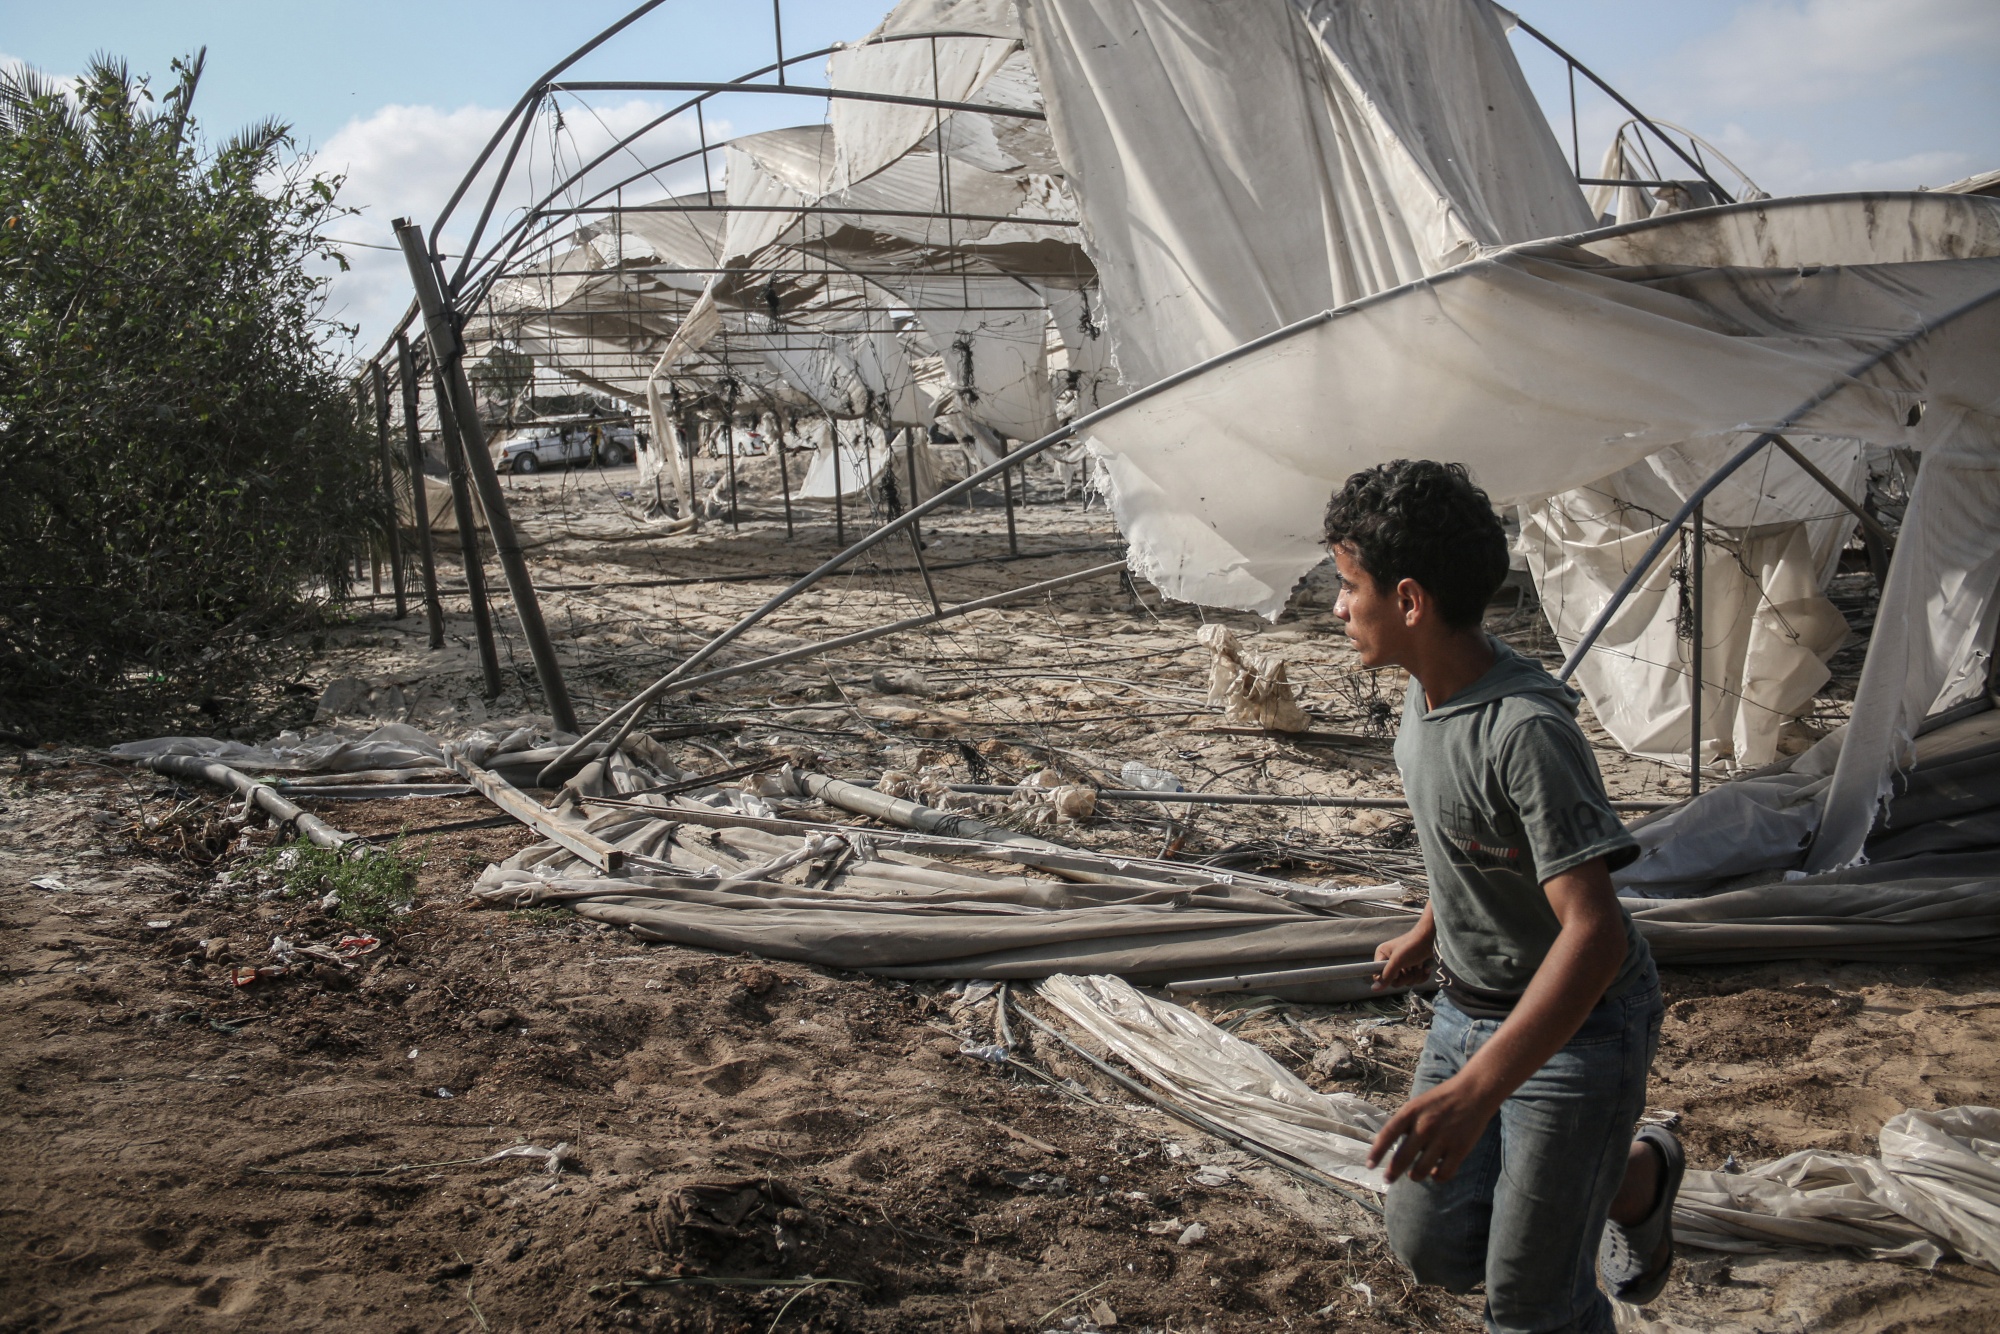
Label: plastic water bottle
xmin=1120 ymin=761 xmax=1184 ymax=793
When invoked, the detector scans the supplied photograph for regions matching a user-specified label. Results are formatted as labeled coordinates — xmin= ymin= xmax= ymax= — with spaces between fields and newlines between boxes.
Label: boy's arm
xmin=1367 ymin=856 xmax=1627 ymax=1184
xmin=1374 ymin=902 xmax=1436 ymax=987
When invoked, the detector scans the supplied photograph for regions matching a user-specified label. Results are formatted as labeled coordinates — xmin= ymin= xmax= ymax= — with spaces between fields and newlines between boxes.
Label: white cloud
xmin=309 ymin=99 xmax=716 ymax=361
xmin=1685 ymin=0 xmax=2000 ymax=109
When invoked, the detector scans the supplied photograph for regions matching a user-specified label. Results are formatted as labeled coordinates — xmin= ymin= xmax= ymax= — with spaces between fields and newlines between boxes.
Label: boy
xmin=1323 ymin=460 xmax=1682 ymax=1333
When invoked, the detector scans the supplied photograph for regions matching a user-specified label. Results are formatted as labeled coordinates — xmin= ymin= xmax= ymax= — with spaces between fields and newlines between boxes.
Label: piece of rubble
xmin=1196 ymin=623 xmax=1312 ymax=732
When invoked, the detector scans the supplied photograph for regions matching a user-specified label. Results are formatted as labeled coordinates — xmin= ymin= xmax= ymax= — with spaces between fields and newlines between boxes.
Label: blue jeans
xmin=1385 ymin=971 xmax=1664 ymax=1334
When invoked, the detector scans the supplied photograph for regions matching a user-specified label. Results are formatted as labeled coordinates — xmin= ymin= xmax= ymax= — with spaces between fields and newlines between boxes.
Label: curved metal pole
xmin=432 ymin=0 xmax=677 ymax=279
xmin=1555 ymin=280 xmax=2000 ymax=682
xmin=448 ymin=94 xmax=545 ymax=301
xmin=549 ymin=80 xmax=1047 ymax=119
xmin=484 ymin=30 xmax=1012 ymax=271
xmin=1512 ymin=18 xmax=1732 ymax=204
xmin=536 ymin=302 xmax=1348 ymax=784
xmin=451 ymin=30 xmax=1018 ymax=307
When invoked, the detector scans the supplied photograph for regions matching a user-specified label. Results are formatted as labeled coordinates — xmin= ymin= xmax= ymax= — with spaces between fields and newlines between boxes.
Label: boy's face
xmin=1332 ymin=543 xmax=1415 ymax=669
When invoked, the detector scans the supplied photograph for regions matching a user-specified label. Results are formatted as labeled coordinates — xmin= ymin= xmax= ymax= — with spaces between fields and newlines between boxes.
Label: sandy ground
xmin=4 ymin=460 xmax=1996 ymax=1331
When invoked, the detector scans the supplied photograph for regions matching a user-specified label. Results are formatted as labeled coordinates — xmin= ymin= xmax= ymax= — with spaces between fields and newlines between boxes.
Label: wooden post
xmin=397 ymin=334 xmax=446 ymax=650
xmin=432 ymin=370 xmax=504 ymax=699
xmin=396 ymin=218 xmax=576 ymax=733
xmin=370 ymin=362 xmax=408 ymax=619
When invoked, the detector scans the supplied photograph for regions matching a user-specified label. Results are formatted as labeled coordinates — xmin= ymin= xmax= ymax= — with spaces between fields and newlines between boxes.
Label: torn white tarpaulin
xmin=889 ymin=274 xmax=1060 ymax=443
xmin=1521 ymin=482 xmax=1853 ymax=769
xmin=1807 ymin=405 xmax=2000 ymax=871
xmin=1078 ymin=195 xmax=2000 ymax=617
xmin=1674 ymin=1106 xmax=2000 ymax=1272
xmin=1019 ymin=0 xmax=1593 ymax=393
xmin=827 ymin=0 xmax=1024 ymax=192
xmin=1037 ymin=973 xmax=1387 ymax=1191
xmin=1033 ymin=976 xmax=2000 ymax=1273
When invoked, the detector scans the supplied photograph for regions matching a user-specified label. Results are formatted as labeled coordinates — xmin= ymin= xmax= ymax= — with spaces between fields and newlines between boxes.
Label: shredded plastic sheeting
xmin=109 ymin=724 xmax=447 ymax=774
xmin=1524 ymin=481 xmax=1853 ymax=769
xmin=1675 ymin=1107 xmax=2000 ymax=1272
xmin=1033 ymin=977 xmax=2000 ymax=1274
xmin=1078 ymin=197 xmax=2000 ymax=618
xmin=1020 ymin=0 xmax=1592 ymax=393
xmin=1196 ymin=624 xmax=1312 ymax=733
xmin=1616 ymin=707 xmax=2000 ymax=898
xmin=1808 ymin=410 xmax=2000 ymax=871
xmin=1038 ymin=973 xmax=1388 ymax=1191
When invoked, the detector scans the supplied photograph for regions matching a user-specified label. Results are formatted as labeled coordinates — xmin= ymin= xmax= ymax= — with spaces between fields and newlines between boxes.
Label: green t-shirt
xmin=1393 ymin=638 xmax=1648 ymax=1000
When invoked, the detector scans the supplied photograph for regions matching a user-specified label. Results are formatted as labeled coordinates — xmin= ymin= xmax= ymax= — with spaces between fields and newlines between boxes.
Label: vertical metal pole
xmin=1568 ymin=64 xmax=1581 ymax=181
xmin=433 ymin=370 xmax=504 ymax=698
xmin=724 ymin=413 xmax=741 ymax=530
xmin=396 ymin=218 xmax=575 ymax=732
xmin=1001 ymin=443 xmax=1019 ymax=557
xmin=398 ymin=334 xmax=446 ymax=650
xmin=772 ymin=0 xmax=786 ymax=82
xmin=686 ymin=410 xmax=700 ymax=519
xmin=776 ymin=410 xmax=794 ymax=539
xmin=1689 ymin=504 xmax=1704 ymax=797
xmin=902 ymin=427 xmax=943 ymax=614
xmin=832 ymin=421 xmax=846 ymax=547
xmin=696 ymin=103 xmax=714 ymax=196
xmin=371 ymin=363 xmax=409 ymax=619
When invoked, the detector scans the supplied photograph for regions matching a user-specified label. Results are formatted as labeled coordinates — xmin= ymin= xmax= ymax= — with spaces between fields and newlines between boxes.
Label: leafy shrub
xmin=267 ymin=837 xmax=421 ymax=926
xmin=0 ymin=53 xmax=377 ymax=732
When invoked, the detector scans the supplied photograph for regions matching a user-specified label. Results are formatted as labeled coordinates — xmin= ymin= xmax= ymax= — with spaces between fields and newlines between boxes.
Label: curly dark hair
xmin=1323 ymin=460 xmax=1509 ymax=629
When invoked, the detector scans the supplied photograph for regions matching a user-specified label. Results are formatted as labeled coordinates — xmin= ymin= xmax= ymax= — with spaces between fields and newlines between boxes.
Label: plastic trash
xmin=1120 ymin=761 xmax=1184 ymax=793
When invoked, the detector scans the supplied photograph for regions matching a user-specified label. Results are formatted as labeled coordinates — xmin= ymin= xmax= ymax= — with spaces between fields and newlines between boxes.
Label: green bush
xmin=267 ymin=837 xmax=421 ymax=927
xmin=0 ymin=53 xmax=378 ymax=731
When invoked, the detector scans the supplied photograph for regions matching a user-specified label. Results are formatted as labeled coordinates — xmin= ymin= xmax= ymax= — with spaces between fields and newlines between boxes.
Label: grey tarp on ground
xmin=477 ymin=871 xmax=1406 ymax=983
xmin=478 ymin=870 xmax=2000 ymax=976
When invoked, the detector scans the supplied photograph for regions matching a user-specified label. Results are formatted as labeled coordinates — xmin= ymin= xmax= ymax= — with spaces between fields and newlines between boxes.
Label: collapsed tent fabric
xmin=455 ymin=731 xmax=2000 ymax=974
xmin=1808 ymin=409 xmax=2000 ymax=870
xmin=1673 ymin=1107 xmax=2000 ymax=1271
xmin=1074 ymin=194 xmax=2000 ymax=614
xmin=1017 ymin=0 xmax=1594 ymax=391
xmin=826 ymin=0 xmax=1025 ymax=192
xmin=1615 ymin=693 xmax=2000 ymax=897
xmin=1522 ymin=468 xmax=1857 ymax=769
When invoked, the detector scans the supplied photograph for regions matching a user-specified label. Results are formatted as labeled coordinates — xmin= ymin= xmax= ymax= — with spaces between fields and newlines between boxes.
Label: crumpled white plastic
xmin=1675 ymin=1107 xmax=2000 ymax=1272
xmin=1038 ymin=973 xmax=1387 ymax=1191
xmin=1195 ymin=624 xmax=1311 ymax=733
xmin=1038 ymin=976 xmax=2000 ymax=1274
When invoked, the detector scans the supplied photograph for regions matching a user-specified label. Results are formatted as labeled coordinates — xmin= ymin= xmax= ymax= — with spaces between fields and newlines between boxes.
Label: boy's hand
xmin=1367 ymin=1072 xmax=1502 ymax=1183
xmin=1374 ymin=920 xmax=1435 ymax=990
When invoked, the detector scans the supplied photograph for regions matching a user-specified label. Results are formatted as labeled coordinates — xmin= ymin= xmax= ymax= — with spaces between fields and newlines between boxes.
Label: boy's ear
xmin=1395 ymin=576 xmax=1424 ymax=626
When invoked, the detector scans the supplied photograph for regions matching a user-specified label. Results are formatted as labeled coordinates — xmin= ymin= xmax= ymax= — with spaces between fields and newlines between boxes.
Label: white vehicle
xmin=494 ymin=421 xmax=637 ymax=474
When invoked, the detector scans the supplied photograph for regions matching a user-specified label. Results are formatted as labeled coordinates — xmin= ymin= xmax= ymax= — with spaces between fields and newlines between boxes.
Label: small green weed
xmin=265 ymin=837 xmax=421 ymax=926
xmin=506 ymin=906 xmax=572 ymax=929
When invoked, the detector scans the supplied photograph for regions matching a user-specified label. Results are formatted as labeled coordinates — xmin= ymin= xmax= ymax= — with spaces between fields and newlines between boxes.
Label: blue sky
xmin=8 ymin=0 xmax=1996 ymax=357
